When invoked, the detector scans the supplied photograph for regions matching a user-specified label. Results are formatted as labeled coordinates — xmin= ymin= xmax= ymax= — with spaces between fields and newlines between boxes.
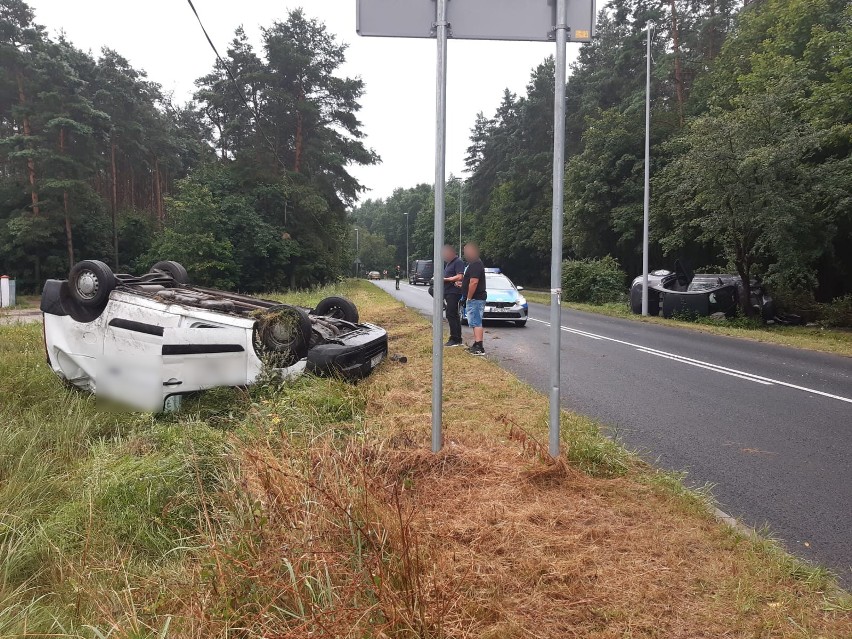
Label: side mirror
xmin=516 ymin=286 xmax=524 ymax=291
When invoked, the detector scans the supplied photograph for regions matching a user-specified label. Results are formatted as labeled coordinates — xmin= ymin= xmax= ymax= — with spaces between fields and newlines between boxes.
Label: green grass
xmin=0 ymin=286 xmax=378 ymax=637
xmin=523 ymin=291 xmax=852 ymax=357
xmin=0 ymin=283 xmax=848 ymax=637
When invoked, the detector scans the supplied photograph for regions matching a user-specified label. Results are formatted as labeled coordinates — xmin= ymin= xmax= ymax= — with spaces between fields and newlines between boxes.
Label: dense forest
xmin=1 ymin=0 xmax=376 ymax=292
xmin=354 ymin=0 xmax=851 ymax=309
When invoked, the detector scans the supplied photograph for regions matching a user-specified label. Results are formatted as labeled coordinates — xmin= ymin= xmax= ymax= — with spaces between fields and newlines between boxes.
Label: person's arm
xmin=466 ymin=277 xmax=479 ymax=300
xmin=444 ymin=259 xmax=463 ymax=283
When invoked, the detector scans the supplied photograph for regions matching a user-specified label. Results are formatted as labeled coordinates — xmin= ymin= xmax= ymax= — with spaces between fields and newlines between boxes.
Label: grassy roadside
xmin=0 ymin=281 xmax=848 ymax=637
xmin=524 ymin=290 xmax=852 ymax=357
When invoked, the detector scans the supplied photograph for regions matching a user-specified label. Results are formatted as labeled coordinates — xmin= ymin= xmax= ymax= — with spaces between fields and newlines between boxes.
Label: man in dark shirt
xmin=395 ymin=265 xmax=401 ymax=290
xmin=462 ymin=242 xmax=487 ymax=355
xmin=441 ymin=244 xmax=466 ymax=347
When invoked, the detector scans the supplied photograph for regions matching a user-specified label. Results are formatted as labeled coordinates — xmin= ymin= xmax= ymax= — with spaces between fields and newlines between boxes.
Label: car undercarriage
xmin=41 ymin=260 xmax=388 ymax=411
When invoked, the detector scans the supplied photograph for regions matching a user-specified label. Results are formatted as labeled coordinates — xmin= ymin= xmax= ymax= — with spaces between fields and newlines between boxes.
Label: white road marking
xmin=636 ymin=349 xmax=773 ymax=385
xmin=529 ymin=317 xmax=602 ymax=340
xmin=383 ymin=284 xmax=852 ymax=405
xmin=528 ymin=316 xmax=852 ymax=404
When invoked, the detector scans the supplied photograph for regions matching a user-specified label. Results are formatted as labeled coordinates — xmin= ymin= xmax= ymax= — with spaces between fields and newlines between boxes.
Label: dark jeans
xmin=444 ymin=293 xmax=462 ymax=341
xmin=395 ymin=277 xmax=400 ymax=290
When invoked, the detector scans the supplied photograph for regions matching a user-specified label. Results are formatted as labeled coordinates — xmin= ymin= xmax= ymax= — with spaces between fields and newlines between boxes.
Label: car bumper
xmin=483 ymin=309 xmax=528 ymax=320
xmin=306 ymin=323 xmax=388 ymax=380
xmin=463 ymin=304 xmax=528 ymax=322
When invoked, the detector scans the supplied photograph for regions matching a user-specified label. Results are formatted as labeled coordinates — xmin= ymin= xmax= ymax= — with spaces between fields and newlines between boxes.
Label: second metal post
xmin=641 ymin=21 xmax=652 ymax=316
xmin=549 ymin=0 xmax=568 ymax=458
xmin=432 ymin=0 xmax=449 ymax=453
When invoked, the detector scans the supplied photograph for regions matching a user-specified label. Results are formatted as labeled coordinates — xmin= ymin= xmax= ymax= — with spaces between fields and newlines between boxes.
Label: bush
xmin=561 ymin=257 xmax=626 ymax=304
xmin=820 ymin=295 xmax=852 ymax=328
xmin=771 ymin=288 xmax=852 ymax=328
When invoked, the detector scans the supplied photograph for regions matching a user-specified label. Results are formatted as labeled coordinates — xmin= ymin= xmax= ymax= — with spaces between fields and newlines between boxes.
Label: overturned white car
xmin=41 ymin=260 xmax=387 ymax=412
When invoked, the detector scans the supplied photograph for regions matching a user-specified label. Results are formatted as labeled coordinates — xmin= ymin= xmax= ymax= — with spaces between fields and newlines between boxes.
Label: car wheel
xmin=515 ymin=320 xmax=527 ymax=327
xmin=254 ymin=305 xmax=312 ymax=367
xmin=150 ymin=260 xmax=189 ymax=284
xmin=314 ymin=296 xmax=359 ymax=323
xmin=68 ymin=260 xmax=116 ymax=309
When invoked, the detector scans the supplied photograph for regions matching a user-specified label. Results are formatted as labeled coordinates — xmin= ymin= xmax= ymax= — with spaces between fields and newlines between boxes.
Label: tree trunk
xmin=294 ymin=111 xmax=304 ymax=174
xmin=60 ymin=128 xmax=74 ymax=267
xmin=294 ymin=86 xmax=305 ymax=173
xmin=708 ymin=0 xmax=716 ymax=60
xmin=111 ymin=142 xmax=119 ymax=269
xmin=63 ymin=190 xmax=74 ymax=267
xmin=671 ymin=0 xmax=685 ymax=126
xmin=16 ymin=71 xmax=40 ymax=215
xmin=153 ymin=158 xmax=164 ymax=227
xmin=734 ymin=257 xmax=753 ymax=317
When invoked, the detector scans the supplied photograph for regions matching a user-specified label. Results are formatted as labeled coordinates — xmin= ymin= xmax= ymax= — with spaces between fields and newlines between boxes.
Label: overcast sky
xmin=27 ymin=0 xmax=583 ymax=201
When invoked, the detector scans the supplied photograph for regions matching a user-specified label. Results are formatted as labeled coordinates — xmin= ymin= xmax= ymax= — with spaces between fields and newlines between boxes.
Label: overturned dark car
xmin=41 ymin=260 xmax=388 ymax=412
xmin=629 ymin=261 xmax=777 ymax=321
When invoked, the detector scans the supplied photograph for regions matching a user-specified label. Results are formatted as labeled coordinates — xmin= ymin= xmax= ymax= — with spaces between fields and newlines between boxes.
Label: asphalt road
xmin=373 ymin=279 xmax=852 ymax=585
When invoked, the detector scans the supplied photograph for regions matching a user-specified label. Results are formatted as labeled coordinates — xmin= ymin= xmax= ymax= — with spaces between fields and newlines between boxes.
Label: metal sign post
xmin=357 ymin=0 xmax=596 ymax=456
xmin=549 ymin=0 xmax=568 ymax=457
xmin=641 ymin=21 xmax=652 ymax=316
xmin=432 ymin=0 xmax=449 ymax=453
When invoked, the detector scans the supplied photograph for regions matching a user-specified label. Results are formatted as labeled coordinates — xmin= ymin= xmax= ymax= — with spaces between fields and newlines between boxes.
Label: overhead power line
xmin=185 ymin=0 xmax=288 ymax=171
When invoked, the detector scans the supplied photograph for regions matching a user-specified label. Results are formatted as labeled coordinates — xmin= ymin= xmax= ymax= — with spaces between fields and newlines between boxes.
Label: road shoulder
xmin=523 ymin=291 xmax=852 ymax=357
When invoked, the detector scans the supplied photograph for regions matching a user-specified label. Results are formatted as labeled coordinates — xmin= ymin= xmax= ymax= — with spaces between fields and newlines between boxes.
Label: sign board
xmin=357 ymin=0 xmax=595 ymax=43
xmin=357 ymin=0 xmax=435 ymax=38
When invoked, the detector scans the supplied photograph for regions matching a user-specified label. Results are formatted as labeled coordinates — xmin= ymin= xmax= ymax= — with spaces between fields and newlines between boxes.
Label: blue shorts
xmin=466 ymin=299 xmax=486 ymax=328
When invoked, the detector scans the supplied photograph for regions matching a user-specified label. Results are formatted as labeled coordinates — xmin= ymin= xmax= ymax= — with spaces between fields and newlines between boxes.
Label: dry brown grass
xmin=4 ymin=283 xmax=847 ymax=637
xmin=161 ymin=283 xmax=849 ymax=638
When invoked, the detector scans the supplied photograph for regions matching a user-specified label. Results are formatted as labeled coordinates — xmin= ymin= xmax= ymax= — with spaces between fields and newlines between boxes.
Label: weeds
xmin=523 ymin=291 xmax=852 ymax=356
xmin=0 ymin=283 xmax=849 ymax=638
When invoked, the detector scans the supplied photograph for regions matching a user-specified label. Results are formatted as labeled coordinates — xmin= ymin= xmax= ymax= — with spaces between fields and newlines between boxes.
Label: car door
xmin=160 ymin=312 xmax=252 ymax=395
xmin=100 ymin=297 xmax=178 ymax=411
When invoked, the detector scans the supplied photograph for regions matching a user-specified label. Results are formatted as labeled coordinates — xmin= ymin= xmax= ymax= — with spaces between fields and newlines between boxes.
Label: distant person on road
xmin=462 ymin=242 xmax=487 ymax=355
xmin=395 ymin=265 xmax=401 ymax=290
xmin=441 ymin=244 xmax=466 ymax=347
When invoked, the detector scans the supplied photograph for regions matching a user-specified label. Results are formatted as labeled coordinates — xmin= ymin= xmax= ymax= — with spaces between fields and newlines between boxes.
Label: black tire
xmin=314 ymin=296 xmax=359 ymax=323
xmin=68 ymin=260 xmax=116 ymax=309
xmin=254 ymin=305 xmax=311 ymax=367
xmin=515 ymin=320 xmax=527 ymax=327
xmin=150 ymin=260 xmax=189 ymax=284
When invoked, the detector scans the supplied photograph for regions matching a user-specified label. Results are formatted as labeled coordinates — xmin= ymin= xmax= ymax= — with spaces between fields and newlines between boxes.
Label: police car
xmin=462 ymin=268 xmax=528 ymax=327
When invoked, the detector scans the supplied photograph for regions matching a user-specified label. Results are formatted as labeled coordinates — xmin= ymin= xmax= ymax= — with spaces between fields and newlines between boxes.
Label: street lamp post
xmin=642 ymin=21 xmax=652 ymax=316
xmin=404 ymin=212 xmax=409 ymax=280
xmin=354 ymin=227 xmax=360 ymax=278
xmin=459 ymin=180 xmax=463 ymax=256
